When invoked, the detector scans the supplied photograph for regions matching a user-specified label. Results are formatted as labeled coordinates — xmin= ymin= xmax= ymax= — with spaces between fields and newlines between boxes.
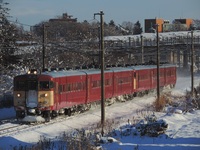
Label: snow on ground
xmin=100 ymin=110 xmax=200 ymax=150
xmin=0 ymin=107 xmax=15 ymax=120
xmin=0 ymin=74 xmax=200 ymax=149
xmin=104 ymin=30 xmax=200 ymax=42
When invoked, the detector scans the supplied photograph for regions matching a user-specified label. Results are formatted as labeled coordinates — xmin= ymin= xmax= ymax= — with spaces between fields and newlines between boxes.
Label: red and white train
xmin=13 ymin=64 xmax=176 ymax=121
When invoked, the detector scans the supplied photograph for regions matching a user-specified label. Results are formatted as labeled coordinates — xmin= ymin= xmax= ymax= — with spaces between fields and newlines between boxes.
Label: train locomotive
xmin=13 ymin=64 xmax=176 ymax=121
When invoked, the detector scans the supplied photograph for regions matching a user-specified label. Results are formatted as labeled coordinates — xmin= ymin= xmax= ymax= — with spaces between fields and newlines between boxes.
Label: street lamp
xmin=94 ymin=11 xmax=105 ymax=136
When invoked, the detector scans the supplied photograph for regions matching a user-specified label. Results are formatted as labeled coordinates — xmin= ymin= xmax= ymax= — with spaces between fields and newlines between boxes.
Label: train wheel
xmin=133 ymin=93 xmax=137 ymax=97
xmin=145 ymin=90 xmax=149 ymax=95
xmin=51 ymin=110 xmax=58 ymax=118
xmin=64 ymin=108 xmax=71 ymax=116
xmin=16 ymin=110 xmax=25 ymax=120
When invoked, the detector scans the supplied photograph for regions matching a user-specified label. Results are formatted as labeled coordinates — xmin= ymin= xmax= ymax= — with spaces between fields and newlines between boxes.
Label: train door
xmin=86 ymin=75 xmax=90 ymax=102
xmin=133 ymin=71 xmax=137 ymax=91
xmin=54 ymin=79 xmax=59 ymax=110
xmin=26 ymin=80 xmax=38 ymax=108
xmin=151 ymin=70 xmax=154 ymax=89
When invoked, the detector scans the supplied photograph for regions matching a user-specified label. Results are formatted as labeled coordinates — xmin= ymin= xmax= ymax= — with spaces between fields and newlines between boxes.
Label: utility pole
xmin=94 ymin=11 xmax=105 ymax=136
xmin=191 ymin=30 xmax=194 ymax=97
xmin=156 ymin=24 xmax=160 ymax=100
xmin=42 ymin=23 xmax=46 ymax=71
xmin=141 ymin=34 xmax=144 ymax=64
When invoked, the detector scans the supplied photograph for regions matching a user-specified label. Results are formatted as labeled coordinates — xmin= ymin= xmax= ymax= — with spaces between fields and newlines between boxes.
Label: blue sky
xmin=4 ymin=0 xmax=200 ymax=30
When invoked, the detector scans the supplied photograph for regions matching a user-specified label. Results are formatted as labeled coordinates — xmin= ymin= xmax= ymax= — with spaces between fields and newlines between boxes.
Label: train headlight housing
xmin=17 ymin=93 xmax=21 ymax=98
xmin=45 ymin=93 xmax=48 ymax=97
xmin=27 ymin=69 xmax=37 ymax=74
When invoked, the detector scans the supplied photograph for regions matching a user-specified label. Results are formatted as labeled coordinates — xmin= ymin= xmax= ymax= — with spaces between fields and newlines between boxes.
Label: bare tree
xmin=0 ymin=2 xmax=19 ymax=67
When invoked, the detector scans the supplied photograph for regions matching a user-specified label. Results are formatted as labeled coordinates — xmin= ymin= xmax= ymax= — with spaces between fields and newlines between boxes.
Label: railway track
xmin=0 ymin=110 xmax=89 ymax=137
xmin=0 ymin=90 xmax=163 ymax=138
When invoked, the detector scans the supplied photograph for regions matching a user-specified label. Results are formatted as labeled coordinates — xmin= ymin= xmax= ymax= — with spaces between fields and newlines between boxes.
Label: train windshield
xmin=14 ymin=80 xmax=38 ymax=90
xmin=15 ymin=81 xmax=26 ymax=90
xmin=27 ymin=80 xmax=38 ymax=90
xmin=39 ymin=81 xmax=54 ymax=89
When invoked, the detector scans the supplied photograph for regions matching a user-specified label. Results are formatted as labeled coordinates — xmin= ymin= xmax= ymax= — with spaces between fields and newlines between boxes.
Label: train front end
xmin=13 ymin=71 xmax=54 ymax=121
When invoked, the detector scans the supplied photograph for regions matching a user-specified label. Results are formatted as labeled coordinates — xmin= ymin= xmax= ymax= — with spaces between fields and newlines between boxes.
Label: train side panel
xmin=105 ymin=71 xmax=114 ymax=99
xmin=159 ymin=67 xmax=166 ymax=87
xmin=164 ymin=65 xmax=177 ymax=87
xmin=86 ymin=70 xmax=114 ymax=103
xmin=87 ymin=73 xmax=101 ymax=103
xmin=134 ymin=69 xmax=152 ymax=92
xmin=54 ymin=75 xmax=87 ymax=109
xmin=113 ymin=69 xmax=133 ymax=97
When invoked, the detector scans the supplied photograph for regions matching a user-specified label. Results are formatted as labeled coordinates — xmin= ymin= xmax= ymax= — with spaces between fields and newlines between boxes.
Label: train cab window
xmin=15 ymin=81 xmax=25 ymax=90
xmin=39 ymin=81 xmax=54 ymax=89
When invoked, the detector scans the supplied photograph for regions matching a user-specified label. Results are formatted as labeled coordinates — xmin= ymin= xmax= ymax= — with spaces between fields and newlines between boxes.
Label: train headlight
xmin=44 ymin=93 xmax=48 ymax=97
xmin=17 ymin=93 xmax=21 ymax=97
xmin=27 ymin=71 xmax=31 ymax=74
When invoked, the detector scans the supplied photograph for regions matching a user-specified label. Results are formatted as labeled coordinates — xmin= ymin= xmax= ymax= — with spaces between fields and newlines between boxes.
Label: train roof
xmin=110 ymin=67 xmax=133 ymax=72
xmin=42 ymin=67 xmax=135 ymax=77
xmin=42 ymin=70 xmax=86 ymax=78
xmin=128 ymin=64 xmax=176 ymax=70
xmin=81 ymin=68 xmax=113 ymax=75
xmin=33 ymin=64 xmax=176 ymax=78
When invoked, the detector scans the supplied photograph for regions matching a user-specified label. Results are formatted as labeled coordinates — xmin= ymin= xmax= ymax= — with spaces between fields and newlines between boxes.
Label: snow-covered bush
xmin=153 ymin=94 xmax=172 ymax=112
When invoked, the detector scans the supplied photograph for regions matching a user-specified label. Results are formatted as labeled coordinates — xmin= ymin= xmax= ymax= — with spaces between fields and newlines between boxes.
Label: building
xmin=145 ymin=18 xmax=193 ymax=33
xmin=49 ymin=13 xmax=77 ymax=23
xmin=174 ymin=18 xmax=193 ymax=30
xmin=145 ymin=18 xmax=164 ymax=33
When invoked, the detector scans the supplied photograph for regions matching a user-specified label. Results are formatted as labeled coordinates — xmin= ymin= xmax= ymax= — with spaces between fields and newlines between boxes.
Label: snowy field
xmin=0 ymin=74 xmax=200 ymax=149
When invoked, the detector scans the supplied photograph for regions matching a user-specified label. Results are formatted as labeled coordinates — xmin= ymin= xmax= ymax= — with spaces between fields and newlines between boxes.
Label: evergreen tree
xmin=133 ymin=21 xmax=143 ymax=35
xmin=109 ymin=20 xmax=115 ymax=27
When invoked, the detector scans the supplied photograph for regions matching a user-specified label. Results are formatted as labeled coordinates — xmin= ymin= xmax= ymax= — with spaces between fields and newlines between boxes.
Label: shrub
xmin=153 ymin=95 xmax=170 ymax=112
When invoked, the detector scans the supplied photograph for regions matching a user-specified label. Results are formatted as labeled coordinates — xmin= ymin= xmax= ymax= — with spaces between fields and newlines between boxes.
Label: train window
xmin=166 ymin=70 xmax=171 ymax=76
xmin=66 ymin=82 xmax=86 ymax=92
xmin=15 ymin=81 xmax=25 ymax=90
xmin=105 ymin=79 xmax=112 ymax=86
xmin=40 ymin=81 xmax=49 ymax=89
xmin=139 ymin=74 xmax=149 ymax=81
xmin=67 ymin=84 xmax=72 ymax=92
xmin=77 ymin=83 xmax=82 ymax=90
xmin=49 ymin=81 xmax=54 ymax=88
xmin=39 ymin=81 xmax=54 ymax=89
xmin=59 ymin=85 xmax=63 ymax=93
xmin=118 ymin=77 xmax=131 ymax=84
xmin=82 ymin=82 xmax=86 ymax=90
xmin=92 ymin=80 xmax=101 ymax=88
